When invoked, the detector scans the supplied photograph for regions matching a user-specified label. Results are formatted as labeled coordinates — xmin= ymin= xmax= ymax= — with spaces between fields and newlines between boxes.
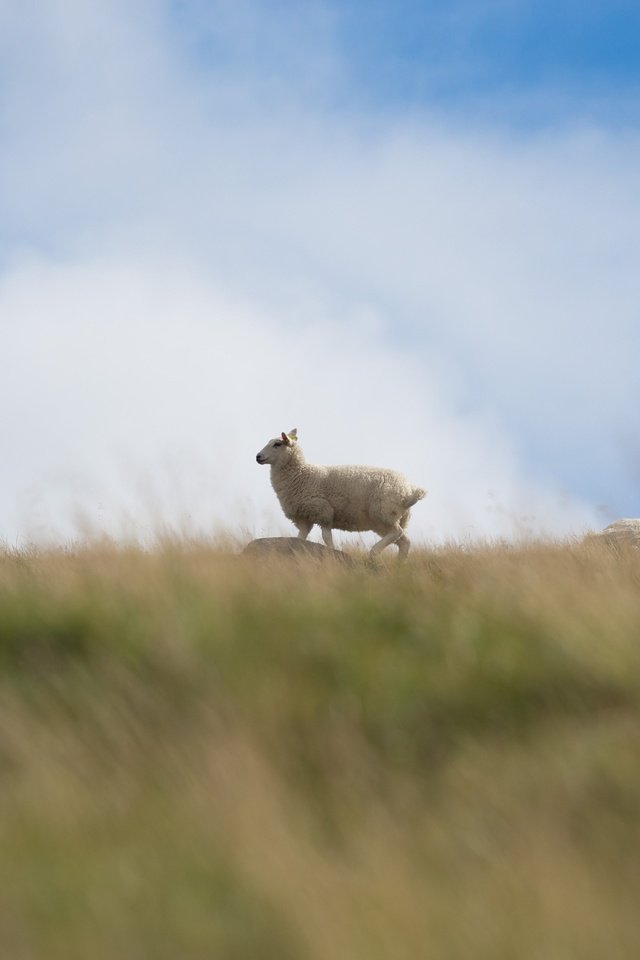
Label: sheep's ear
xmin=287 ymin=428 xmax=298 ymax=442
xmin=281 ymin=431 xmax=292 ymax=445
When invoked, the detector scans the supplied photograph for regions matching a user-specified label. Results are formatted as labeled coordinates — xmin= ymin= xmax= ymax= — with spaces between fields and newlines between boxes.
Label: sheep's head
xmin=256 ymin=429 xmax=298 ymax=465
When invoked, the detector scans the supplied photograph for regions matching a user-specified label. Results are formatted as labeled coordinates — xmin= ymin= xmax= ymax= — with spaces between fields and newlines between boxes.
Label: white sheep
xmin=256 ymin=429 xmax=427 ymax=557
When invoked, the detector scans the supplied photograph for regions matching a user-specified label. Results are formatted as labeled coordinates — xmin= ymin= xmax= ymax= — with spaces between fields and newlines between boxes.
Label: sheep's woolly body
xmin=271 ymin=447 xmax=421 ymax=532
xmin=256 ymin=434 xmax=427 ymax=557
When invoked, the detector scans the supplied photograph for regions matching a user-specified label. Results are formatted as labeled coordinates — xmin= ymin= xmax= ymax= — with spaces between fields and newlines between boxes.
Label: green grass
xmin=1 ymin=539 xmax=640 ymax=958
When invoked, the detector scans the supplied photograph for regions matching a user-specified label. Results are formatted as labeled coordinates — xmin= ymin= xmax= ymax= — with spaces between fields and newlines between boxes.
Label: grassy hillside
xmin=1 ymin=539 xmax=640 ymax=959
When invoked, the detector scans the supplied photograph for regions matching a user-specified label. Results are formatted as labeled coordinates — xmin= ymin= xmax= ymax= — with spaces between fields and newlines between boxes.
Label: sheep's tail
xmin=403 ymin=487 xmax=427 ymax=509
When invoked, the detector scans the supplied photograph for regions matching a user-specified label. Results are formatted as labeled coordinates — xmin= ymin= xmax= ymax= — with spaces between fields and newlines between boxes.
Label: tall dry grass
xmin=1 ymin=538 xmax=640 ymax=958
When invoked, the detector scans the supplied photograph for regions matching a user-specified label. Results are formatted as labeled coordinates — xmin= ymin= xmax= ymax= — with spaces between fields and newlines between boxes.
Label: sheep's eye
xmin=274 ymin=441 xmax=282 ymax=447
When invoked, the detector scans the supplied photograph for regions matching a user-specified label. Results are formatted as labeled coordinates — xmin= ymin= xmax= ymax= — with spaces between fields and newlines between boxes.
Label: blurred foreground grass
xmin=1 ymin=538 xmax=640 ymax=959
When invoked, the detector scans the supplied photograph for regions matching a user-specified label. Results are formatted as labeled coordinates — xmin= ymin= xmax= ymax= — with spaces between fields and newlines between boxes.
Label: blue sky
xmin=171 ymin=0 xmax=640 ymax=122
xmin=338 ymin=0 xmax=640 ymax=101
xmin=1 ymin=0 xmax=639 ymax=543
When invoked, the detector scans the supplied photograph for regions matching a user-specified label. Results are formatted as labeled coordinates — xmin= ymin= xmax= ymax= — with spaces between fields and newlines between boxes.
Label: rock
xmin=588 ymin=519 xmax=640 ymax=550
xmin=242 ymin=537 xmax=358 ymax=566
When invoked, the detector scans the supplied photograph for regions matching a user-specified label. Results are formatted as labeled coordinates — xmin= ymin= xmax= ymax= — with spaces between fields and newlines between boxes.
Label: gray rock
xmin=242 ymin=537 xmax=358 ymax=566
xmin=588 ymin=519 xmax=640 ymax=550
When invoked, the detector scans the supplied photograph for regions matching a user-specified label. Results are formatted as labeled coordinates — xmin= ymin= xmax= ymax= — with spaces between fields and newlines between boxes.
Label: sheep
xmin=256 ymin=429 xmax=427 ymax=557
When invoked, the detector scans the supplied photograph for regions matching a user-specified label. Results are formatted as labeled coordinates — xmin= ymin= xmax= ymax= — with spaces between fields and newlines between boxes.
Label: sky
xmin=1 ymin=0 xmax=639 ymax=546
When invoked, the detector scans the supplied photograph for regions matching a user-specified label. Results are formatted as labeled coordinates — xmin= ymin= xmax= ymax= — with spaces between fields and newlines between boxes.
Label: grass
xmin=1 ymin=538 xmax=640 ymax=958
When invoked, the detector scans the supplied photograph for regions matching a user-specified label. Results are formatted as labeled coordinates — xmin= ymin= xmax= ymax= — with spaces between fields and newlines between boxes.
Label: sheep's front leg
xmin=295 ymin=520 xmax=313 ymax=540
xmin=321 ymin=526 xmax=335 ymax=549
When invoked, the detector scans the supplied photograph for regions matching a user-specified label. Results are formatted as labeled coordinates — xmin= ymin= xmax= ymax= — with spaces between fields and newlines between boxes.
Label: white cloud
xmin=1 ymin=0 xmax=637 ymax=545
xmin=0 ymin=253 xmax=597 ymax=545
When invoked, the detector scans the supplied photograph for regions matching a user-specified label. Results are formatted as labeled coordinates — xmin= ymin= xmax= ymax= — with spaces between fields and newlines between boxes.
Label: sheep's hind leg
xmin=321 ymin=526 xmax=335 ymax=549
xmin=295 ymin=520 xmax=313 ymax=540
xmin=370 ymin=524 xmax=403 ymax=557
xmin=396 ymin=532 xmax=411 ymax=558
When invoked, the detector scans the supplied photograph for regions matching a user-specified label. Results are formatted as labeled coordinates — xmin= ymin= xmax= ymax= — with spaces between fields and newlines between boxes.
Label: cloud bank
xmin=1 ymin=0 xmax=638 ymax=545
